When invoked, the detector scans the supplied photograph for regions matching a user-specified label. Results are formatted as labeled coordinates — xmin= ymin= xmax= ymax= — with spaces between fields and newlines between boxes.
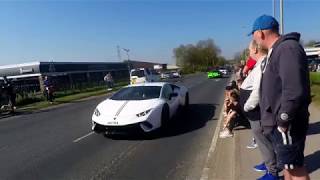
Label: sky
xmin=0 ymin=0 xmax=319 ymax=66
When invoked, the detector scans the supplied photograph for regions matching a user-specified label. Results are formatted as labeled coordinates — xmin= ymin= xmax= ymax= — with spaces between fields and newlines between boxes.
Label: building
xmin=0 ymin=61 xmax=129 ymax=93
xmin=0 ymin=60 xmax=168 ymax=94
xmin=305 ymin=47 xmax=320 ymax=71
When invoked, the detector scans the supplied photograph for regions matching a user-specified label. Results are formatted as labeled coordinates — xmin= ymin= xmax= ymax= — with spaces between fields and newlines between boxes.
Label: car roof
xmin=127 ymin=82 xmax=167 ymax=87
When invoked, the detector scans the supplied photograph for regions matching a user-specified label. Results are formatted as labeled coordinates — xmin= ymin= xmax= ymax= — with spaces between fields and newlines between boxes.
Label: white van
xmin=130 ymin=68 xmax=160 ymax=84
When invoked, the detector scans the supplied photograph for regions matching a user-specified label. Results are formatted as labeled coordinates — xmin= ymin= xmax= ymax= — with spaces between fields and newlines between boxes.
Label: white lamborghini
xmin=91 ymin=82 xmax=189 ymax=134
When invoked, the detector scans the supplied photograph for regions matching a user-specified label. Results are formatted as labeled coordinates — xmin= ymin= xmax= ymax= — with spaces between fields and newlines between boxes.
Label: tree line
xmin=173 ymin=39 xmax=227 ymax=73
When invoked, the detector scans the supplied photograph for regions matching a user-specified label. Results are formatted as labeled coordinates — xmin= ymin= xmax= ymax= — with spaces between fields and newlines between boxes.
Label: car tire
xmin=161 ymin=104 xmax=170 ymax=128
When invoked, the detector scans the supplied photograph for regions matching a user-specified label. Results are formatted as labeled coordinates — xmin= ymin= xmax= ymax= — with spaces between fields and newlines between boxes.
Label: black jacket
xmin=239 ymin=88 xmax=261 ymax=121
xmin=260 ymin=32 xmax=311 ymax=133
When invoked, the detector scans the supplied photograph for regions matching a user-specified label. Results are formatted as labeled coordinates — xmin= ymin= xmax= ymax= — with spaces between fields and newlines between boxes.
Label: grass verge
xmin=20 ymin=84 xmax=126 ymax=111
xmin=310 ymin=72 xmax=320 ymax=108
xmin=311 ymin=85 xmax=320 ymax=107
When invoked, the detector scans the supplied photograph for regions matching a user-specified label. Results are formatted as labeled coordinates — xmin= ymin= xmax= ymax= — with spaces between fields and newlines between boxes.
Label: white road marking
xmin=73 ymin=132 xmax=95 ymax=143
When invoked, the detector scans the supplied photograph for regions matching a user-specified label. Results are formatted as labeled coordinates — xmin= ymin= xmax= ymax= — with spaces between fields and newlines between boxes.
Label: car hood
xmin=97 ymin=98 xmax=161 ymax=117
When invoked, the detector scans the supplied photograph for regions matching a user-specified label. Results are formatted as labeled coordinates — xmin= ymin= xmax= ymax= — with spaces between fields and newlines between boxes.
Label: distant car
xmin=130 ymin=68 xmax=160 ymax=85
xmin=207 ymin=70 xmax=222 ymax=78
xmin=161 ymin=71 xmax=181 ymax=79
xmin=218 ymin=68 xmax=228 ymax=76
xmin=161 ymin=72 xmax=173 ymax=79
xmin=91 ymin=82 xmax=189 ymax=135
xmin=171 ymin=71 xmax=181 ymax=78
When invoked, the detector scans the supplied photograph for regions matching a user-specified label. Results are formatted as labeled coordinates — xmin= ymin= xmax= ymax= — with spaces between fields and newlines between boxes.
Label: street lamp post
xmin=280 ymin=0 xmax=284 ymax=34
xmin=122 ymin=48 xmax=131 ymax=74
xmin=272 ymin=0 xmax=276 ymax=17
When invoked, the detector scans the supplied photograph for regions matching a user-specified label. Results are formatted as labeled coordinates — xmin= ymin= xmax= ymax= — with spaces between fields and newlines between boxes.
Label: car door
xmin=161 ymin=84 xmax=179 ymax=117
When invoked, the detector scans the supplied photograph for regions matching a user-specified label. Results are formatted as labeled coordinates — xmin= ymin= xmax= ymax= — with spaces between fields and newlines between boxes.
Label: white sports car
xmin=91 ymin=82 xmax=189 ymax=134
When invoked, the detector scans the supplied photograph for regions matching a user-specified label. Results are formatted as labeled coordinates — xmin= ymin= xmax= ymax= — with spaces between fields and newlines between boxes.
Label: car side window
xmin=170 ymin=84 xmax=180 ymax=93
xmin=161 ymin=85 xmax=172 ymax=100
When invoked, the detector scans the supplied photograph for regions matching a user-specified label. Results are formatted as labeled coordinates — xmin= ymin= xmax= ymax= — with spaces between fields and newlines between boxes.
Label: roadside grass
xmin=311 ymin=85 xmax=320 ymax=107
xmin=19 ymin=82 xmax=128 ymax=111
xmin=310 ymin=72 xmax=320 ymax=85
xmin=310 ymin=72 xmax=320 ymax=107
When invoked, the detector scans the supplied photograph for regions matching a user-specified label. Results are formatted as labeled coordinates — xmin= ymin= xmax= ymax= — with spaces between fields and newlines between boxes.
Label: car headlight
xmin=94 ymin=108 xmax=101 ymax=117
xmin=136 ymin=109 xmax=152 ymax=117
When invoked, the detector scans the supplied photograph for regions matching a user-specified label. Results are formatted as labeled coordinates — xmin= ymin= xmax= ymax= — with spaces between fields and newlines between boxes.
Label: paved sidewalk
xmin=207 ymin=103 xmax=320 ymax=180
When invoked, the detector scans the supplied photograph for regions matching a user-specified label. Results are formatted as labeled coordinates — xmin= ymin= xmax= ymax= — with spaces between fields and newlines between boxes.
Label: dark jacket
xmin=239 ymin=89 xmax=261 ymax=121
xmin=260 ymin=32 xmax=311 ymax=133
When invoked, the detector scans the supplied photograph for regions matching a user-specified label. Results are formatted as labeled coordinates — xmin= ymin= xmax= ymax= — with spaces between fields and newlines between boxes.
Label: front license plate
xmin=107 ymin=121 xmax=118 ymax=125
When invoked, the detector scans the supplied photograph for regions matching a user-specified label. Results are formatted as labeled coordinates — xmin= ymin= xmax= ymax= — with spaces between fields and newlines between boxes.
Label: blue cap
xmin=248 ymin=15 xmax=279 ymax=36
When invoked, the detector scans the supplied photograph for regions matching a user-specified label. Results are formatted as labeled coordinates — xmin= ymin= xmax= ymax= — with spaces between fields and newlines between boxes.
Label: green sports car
xmin=207 ymin=70 xmax=222 ymax=78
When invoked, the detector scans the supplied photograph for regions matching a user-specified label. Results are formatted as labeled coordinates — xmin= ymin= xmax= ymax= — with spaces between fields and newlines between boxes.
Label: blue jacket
xmin=260 ymin=32 xmax=311 ymax=133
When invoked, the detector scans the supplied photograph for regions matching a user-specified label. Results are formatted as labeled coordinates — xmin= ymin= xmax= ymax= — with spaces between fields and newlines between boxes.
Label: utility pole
xmin=117 ymin=45 xmax=122 ymax=62
xmin=122 ymin=48 xmax=131 ymax=74
xmin=280 ymin=0 xmax=284 ymax=34
xmin=272 ymin=0 xmax=276 ymax=17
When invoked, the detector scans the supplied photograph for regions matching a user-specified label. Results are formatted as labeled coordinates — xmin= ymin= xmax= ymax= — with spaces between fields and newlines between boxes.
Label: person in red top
xmin=242 ymin=56 xmax=257 ymax=76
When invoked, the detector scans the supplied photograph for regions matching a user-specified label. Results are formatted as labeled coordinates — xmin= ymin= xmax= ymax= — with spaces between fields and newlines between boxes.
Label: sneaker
xmin=247 ymin=141 xmax=258 ymax=149
xmin=219 ymin=129 xmax=228 ymax=136
xmin=257 ymin=172 xmax=278 ymax=180
xmin=219 ymin=130 xmax=233 ymax=138
xmin=254 ymin=162 xmax=267 ymax=172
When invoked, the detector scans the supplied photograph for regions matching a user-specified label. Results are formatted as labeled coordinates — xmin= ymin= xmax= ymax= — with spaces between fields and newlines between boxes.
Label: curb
xmin=200 ymin=75 xmax=234 ymax=180
xmin=200 ymin=100 xmax=225 ymax=180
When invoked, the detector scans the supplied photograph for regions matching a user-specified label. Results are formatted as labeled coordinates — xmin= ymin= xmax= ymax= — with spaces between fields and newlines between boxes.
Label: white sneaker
xmin=246 ymin=142 xmax=258 ymax=149
xmin=219 ymin=130 xmax=233 ymax=138
xmin=246 ymin=139 xmax=258 ymax=149
xmin=219 ymin=129 xmax=227 ymax=136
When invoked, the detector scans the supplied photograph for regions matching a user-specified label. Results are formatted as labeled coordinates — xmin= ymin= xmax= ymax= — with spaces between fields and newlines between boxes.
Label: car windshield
xmin=131 ymin=70 xmax=145 ymax=78
xmin=110 ymin=86 xmax=161 ymax=100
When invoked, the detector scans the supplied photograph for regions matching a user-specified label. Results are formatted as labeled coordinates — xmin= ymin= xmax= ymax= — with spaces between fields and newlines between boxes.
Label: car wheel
xmin=161 ymin=104 xmax=170 ymax=128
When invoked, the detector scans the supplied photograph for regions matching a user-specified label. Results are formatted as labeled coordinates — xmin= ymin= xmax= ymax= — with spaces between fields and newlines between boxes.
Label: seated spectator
xmin=236 ymin=78 xmax=244 ymax=90
xmin=220 ymin=90 xmax=240 ymax=138
xmin=223 ymin=85 xmax=233 ymax=117
xmin=235 ymin=64 xmax=245 ymax=82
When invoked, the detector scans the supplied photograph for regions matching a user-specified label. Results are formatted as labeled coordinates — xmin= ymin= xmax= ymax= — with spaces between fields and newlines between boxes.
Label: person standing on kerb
xmin=249 ymin=14 xmax=311 ymax=180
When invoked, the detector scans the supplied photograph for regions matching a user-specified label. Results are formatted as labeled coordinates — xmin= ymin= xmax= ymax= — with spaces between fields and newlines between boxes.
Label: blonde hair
xmin=249 ymin=40 xmax=268 ymax=55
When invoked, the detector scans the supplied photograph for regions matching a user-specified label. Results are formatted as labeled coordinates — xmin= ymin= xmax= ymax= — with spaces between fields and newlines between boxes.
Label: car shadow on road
xmin=305 ymin=150 xmax=320 ymax=174
xmin=307 ymin=121 xmax=320 ymax=136
xmin=107 ymin=103 xmax=217 ymax=140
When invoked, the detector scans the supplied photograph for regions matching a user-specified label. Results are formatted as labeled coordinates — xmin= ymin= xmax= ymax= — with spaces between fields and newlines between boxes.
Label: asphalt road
xmin=0 ymin=74 xmax=229 ymax=180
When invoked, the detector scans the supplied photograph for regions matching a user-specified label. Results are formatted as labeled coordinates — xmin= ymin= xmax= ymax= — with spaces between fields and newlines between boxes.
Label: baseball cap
xmin=248 ymin=15 xmax=279 ymax=36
